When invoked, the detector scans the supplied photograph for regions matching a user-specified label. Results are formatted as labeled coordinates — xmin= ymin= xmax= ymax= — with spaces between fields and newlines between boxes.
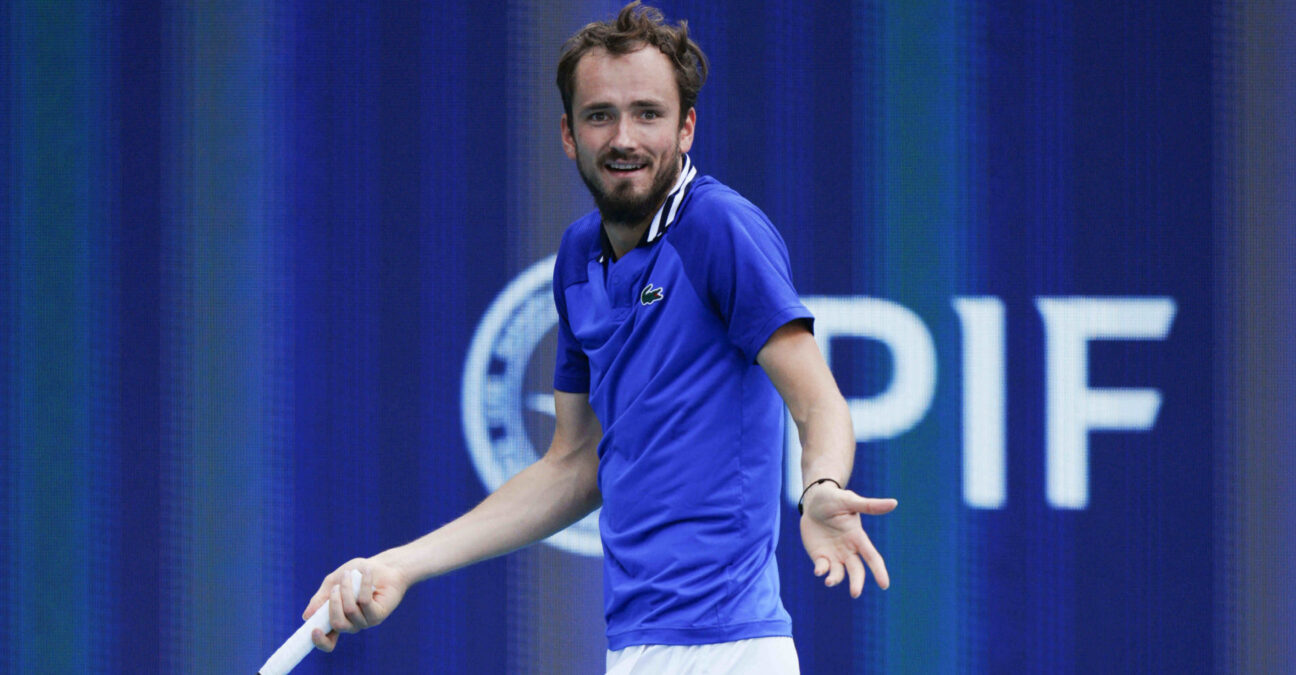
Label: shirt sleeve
xmin=552 ymin=251 xmax=591 ymax=393
xmin=685 ymin=195 xmax=814 ymax=363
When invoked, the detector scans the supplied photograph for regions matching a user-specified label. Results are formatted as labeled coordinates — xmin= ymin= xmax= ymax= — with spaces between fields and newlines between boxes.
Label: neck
xmin=602 ymin=218 xmax=652 ymax=261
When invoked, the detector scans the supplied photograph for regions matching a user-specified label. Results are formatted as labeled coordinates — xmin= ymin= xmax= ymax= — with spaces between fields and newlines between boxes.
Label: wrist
xmin=797 ymin=477 xmax=843 ymax=515
xmin=373 ymin=545 xmax=422 ymax=586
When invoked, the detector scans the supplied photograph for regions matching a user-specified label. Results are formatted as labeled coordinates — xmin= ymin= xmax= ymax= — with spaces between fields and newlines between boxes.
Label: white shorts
xmin=606 ymin=636 xmax=799 ymax=675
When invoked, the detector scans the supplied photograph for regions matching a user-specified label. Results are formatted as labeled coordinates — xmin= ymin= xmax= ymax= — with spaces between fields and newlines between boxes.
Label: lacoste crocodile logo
xmin=640 ymin=282 xmax=665 ymax=306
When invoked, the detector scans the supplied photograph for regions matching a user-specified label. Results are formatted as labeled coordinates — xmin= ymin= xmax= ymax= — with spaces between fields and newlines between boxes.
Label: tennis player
xmin=304 ymin=3 xmax=896 ymax=672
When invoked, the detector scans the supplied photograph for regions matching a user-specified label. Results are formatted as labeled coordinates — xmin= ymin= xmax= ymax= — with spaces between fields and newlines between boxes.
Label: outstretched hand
xmin=799 ymin=485 xmax=897 ymax=597
xmin=302 ymin=556 xmax=409 ymax=652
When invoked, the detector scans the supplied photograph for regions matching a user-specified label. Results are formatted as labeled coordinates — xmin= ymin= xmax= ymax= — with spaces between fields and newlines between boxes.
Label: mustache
xmin=600 ymin=150 xmax=652 ymax=165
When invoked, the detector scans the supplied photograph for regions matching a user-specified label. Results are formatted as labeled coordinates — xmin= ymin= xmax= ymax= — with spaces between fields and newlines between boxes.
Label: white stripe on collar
xmin=644 ymin=153 xmax=697 ymax=243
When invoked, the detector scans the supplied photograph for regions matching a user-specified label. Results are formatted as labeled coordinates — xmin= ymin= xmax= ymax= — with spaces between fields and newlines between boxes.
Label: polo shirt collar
xmin=598 ymin=154 xmax=698 ymax=263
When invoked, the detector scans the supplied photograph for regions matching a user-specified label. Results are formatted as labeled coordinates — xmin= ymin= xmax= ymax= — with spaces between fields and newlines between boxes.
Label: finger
xmin=303 ymin=573 xmax=336 ymax=619
xmin=311 ymin=627 xmax=338 ymax=652
xmin=329 ymin=584 xmax=350 ymax=633
xmin=825 ymin=559 xmax=845 ymax=587
xmin=845 ymin=555 xmax=866 ymax=598
xmin=850 ymin=495 xmax=898 ymax=516
xmin=813 ymin=557 xmax=830 ymax=578
xmin=339 ymin=570 xmax=367 ymax=629
xmin=359 ymin=567 xmax=382 ymax=625
xmin=358 ymin=567 xmax=374 ymax=603
xmin=858 ymin=532 xmax=891 ymax=590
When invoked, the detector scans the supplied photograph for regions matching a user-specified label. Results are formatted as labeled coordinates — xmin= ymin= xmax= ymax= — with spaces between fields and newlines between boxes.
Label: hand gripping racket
xmin=259 ymin=569 xmax=363 ymax=675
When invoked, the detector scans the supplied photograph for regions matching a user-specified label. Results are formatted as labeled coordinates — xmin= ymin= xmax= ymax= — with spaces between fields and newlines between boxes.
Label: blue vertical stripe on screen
xmin=1211 ymin=3 xmax=1240 ymax=670
xmin=88 ymin=3 xmax=119 ymax=671
xmin=955 ymin=2 xmax=986 ymax=671
xmin=114 ymin=1 xmax=165 ymax=670
xmin=876 ymin=1 xmax=966 ymax=672
xmin=416 ymin=2 xmax=473 ymax=671
xmin=1 ymin=5 xmax=14 ymax=671
xmin=160 ymin=2 xmax=290 ymax=670
xmin=374 ymin=2 xmax=437 ymax=671
xmin=283 ymin=2 xmax=385 ymax=672
xmin=1024 ymin=2 xmax=1075 ymax=671
xmin=849 ymin=8 xmax=886 ymax=670
xmin=506 ymin=1 xmax=537 ymax=670
xmin=11 ymin=2 xmax=112 ymax=671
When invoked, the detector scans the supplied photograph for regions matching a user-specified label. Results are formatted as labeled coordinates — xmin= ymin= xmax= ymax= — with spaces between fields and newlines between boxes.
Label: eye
xmin=641 ymin=109 xmax=662 ymax=120
xmin=587 ymin=111 xmax=610 ymax=123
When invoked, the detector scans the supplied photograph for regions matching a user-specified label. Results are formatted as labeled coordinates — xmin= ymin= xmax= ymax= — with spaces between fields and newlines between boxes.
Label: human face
xmin=561 ymin=46 xmax=696 ymax=230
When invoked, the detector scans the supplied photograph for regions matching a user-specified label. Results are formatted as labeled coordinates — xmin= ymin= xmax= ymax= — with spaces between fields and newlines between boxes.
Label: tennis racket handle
xmin=259 ymin=569 xmax=363 ymax=675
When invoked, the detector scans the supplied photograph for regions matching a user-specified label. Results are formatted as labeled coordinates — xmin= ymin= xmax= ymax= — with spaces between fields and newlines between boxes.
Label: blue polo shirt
xmin=552 ymin=157 xmax=812 ymax=650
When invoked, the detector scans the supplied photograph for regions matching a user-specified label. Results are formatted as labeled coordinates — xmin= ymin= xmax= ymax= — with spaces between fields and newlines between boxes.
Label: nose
xmin=610 ymin=117 xmax=636 ymax=153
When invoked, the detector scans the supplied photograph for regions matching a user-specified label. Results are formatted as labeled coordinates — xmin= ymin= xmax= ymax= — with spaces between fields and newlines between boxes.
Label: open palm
xmin=800 ymin=487 xmax=897 ymax=598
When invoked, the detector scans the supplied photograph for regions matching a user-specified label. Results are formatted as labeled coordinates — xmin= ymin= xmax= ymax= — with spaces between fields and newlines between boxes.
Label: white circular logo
xmin=461 ymin=255 xmax=602 ymax=557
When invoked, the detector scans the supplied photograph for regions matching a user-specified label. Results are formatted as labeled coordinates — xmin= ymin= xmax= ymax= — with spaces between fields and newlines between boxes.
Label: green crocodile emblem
xmin=640 ymin=282 xmax=665 ymax=306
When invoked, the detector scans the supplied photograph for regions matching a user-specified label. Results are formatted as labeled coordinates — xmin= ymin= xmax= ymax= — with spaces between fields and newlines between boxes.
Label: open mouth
xmin=604 ymin=159 xmax=648 ymax=174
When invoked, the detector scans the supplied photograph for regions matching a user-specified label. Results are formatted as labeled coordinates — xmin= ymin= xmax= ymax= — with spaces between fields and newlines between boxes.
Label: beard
xmin=577 ymin=145 xmax=682 ymax=228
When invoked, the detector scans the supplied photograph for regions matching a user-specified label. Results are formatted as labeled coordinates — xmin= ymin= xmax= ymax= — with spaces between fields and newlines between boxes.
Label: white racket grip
xmin=259 ymin=569 xmax=363 ymax=675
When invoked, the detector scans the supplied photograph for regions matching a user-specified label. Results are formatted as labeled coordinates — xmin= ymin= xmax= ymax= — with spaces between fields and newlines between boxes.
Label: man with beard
xmin=303 ymin=3 xmax=896 ymax=672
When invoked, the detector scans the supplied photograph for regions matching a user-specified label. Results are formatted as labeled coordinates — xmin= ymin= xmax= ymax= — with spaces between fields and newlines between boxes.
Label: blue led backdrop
xmin=3 ymin=1 xmax=1294 ymax=672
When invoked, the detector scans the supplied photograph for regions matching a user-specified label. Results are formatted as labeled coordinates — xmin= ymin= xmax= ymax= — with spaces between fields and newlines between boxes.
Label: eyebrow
xmin=579 ymin=99 xmax=668 ymax=113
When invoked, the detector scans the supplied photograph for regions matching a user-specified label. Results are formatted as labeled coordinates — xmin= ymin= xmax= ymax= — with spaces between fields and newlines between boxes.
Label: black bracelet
xmin=797 ymin=477 xmax=843 ymax=515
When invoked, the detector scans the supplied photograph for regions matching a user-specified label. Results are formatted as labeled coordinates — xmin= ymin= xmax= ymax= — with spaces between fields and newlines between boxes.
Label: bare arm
xmin=757 ymin=321 xmax=897 ymax=597
xmin=377 ymin=390 xmax=601 ymax=581
xmin=304 ymin=390 xmax=602 ymax=650
xmin=757 ymin=321 xmax=856 ymax=486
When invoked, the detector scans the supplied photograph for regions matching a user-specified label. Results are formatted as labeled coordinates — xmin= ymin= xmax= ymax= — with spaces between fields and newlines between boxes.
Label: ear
xmin=560 ymin=114 xmax=578 ymax=160
xmin=678 ymin=107 xmax=696 ymax=154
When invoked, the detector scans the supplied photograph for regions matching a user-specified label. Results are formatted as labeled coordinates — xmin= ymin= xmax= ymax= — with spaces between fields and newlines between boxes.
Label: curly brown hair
xmin=556 ymin=1 xmax=709 ymax=129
